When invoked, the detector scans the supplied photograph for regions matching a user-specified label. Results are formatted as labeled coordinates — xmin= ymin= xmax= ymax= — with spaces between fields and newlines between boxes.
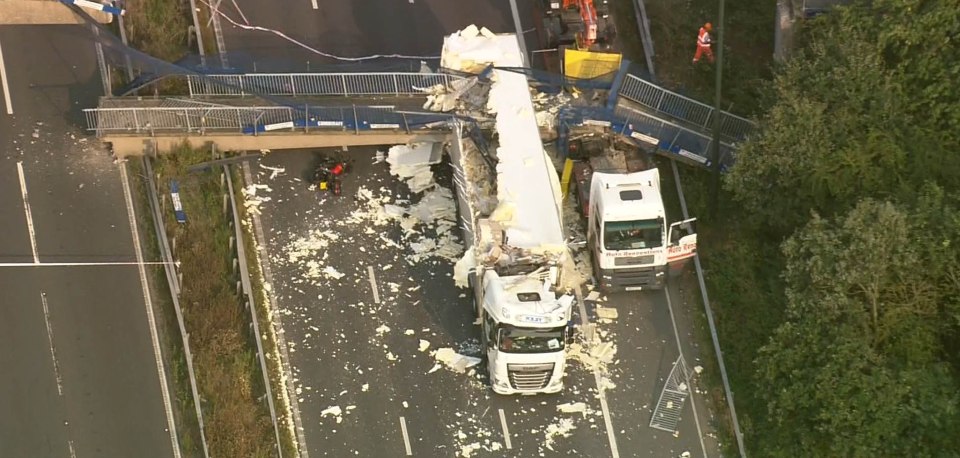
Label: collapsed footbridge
xmin=82 ymin=32 xmax=754 ymax=170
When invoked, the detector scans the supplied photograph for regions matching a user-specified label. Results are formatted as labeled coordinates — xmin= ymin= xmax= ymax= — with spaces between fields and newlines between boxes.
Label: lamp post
xmin=709 ymin=0 xmax=726 ymax=218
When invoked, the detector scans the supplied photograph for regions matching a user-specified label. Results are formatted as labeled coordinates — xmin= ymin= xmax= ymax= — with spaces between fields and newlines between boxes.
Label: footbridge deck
xmin=85 ymin=70 xmax=755 ymax=167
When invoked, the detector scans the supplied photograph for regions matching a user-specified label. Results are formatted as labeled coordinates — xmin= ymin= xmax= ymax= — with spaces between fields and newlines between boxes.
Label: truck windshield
xmin=603 ymin=219 xmax=663 ymax=250
xmin=498 ymin=326 xmax=566 ymax=354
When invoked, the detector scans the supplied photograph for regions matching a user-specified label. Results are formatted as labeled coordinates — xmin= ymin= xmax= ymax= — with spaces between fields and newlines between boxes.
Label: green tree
xmin=754 ymin=196 xmax=960 ymax=456
xmin=725 ymin=0 xmax=960 ymax=235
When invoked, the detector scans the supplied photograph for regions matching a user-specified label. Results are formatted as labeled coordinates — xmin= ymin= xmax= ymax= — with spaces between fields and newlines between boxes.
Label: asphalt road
xmin=0 ymin=26 xmax=176 ymax=457
xmin=250 ymin=147 xmax=610 ymax=457
xmin=218 ymin=0 xmax=537 ymax=72
xmin=216 ymin=0 xmax=723 ymax=456
xmin=247 ymin=146 xmax=719 ymax=457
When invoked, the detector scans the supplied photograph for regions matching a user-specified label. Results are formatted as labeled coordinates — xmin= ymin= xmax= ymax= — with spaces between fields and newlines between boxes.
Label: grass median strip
xmin=155 ymin=145 xmax=277 ymax=457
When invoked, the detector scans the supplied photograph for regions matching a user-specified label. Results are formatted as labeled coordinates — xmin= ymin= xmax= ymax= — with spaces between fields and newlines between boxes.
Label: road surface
xmin=0 ymin=25 xmax=177 ymax=457
xmin=215 ymin=0 xmax=722 ymax=456
xmin=216 ymin=0 xmax=537 ymax=71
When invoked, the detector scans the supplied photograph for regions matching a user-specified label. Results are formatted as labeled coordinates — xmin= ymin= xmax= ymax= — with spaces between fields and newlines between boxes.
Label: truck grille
xmin=507 ymin=363 xmax=555 ymax=390
xmin=613 ymin=254 xmax=655 ymax=266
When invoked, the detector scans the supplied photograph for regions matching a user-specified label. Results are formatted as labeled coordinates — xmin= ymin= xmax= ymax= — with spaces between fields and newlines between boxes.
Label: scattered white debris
xmin=556 ymin=402 xmax=589 ymax=418
xmin=694 ymin=365 xmax=704 ymax=375
xmin=404 ymin=329 xmax=415 ymax=335
xmin=387 ymin=143 xmax=439 ymax=193
xmin=433 ymin=348 xmax=481 ymax=374
xmin=596 ymin=306 xmax=619 ymax=320
xmin=259 ymin=163 xmax=286 ymax=179
xmin=460 ymin=442 xmax=482 ymax=457
xmin=544 ymin=418 xmax=577 ymax=451
xmin=386 ymin=352 xmax=397 ymax=361
xmin=321 ymin=405 xmax=343 ymax=423
xmin=322 ymin=266 xmax=345 ymax=280
xmin=361 ymin=384 xmax=369 ymax=392
xmin=585 ymin=291 xmax=601 ymax=302
xmin=418 ymin=339 xmax=431 ymax=352
xmin=241 ymin=184 xmax=272 ymax=215
xmin=375 ymin=324 xmax=391 ymax=335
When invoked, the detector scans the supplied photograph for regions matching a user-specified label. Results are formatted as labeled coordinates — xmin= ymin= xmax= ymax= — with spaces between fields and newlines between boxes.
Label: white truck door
xmin=667 ymin=218 xmax=698 ymax=263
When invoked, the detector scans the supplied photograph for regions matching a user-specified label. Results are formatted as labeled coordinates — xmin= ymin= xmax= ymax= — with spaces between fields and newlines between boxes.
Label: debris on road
xmin=595 ymin=306 xmax=619 ymax=321
xmin=544 ymin=418 xmax=577 ymax=451
xmin=433 ymin=347 xmax=481 ymax=374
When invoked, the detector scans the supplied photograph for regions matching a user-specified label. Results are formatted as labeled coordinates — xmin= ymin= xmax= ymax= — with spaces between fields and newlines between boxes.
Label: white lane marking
xmin=663 ymin=287 xmax=709 ymax=457
xmin=0 ymin=261 xmax=174 ymax=268
xmin=594 ymin=369 xmax=620 ymax=458
xmin=310 ymin=0 xmax=317 ymax=9
xmin=0 ymin=38 xmax=12 ymax=114
xmin=399 ymin=416 xmax=413 ymax=456
xmin=507 ymin=0 xmax=529 ymax=64
xmin=498 ymin=408 xmax=513 ymax=450
xmin=574 ymin=286 xmax=618 ymax=456
xmin=39 ymin=292 xmax=64 ymax=396
xmin=119 ymin=163 xmax=182 ymax=458
xmin=367 ymin=265 xmax=381 ymax=304
xmin=16 ymin=162 xmax=39 ymax=264
xmin=68 ymin=440 xmax=77 ymax=458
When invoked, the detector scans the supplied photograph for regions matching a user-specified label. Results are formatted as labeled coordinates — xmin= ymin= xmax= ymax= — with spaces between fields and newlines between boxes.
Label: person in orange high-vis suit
xmin=693 ymin=22 xmax=714 ymax=64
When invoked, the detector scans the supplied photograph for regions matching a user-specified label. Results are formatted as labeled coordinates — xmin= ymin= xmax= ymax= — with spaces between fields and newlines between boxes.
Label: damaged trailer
xmin=441 ymin=26 xmax=578 ymax=395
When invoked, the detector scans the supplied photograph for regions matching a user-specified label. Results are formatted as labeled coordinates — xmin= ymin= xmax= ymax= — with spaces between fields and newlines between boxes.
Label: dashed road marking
xmin=399 ymin=416 xmax=413 ymax=456
xmin=310 ymin=0 xmax=317 ymax=9
xmin=39 ymin=292 xmax=63 ymax=396
xmin=367 ymin=265 xmax=381 ymax=303
xmin=498 ymin=408 xmax=513 ymax=450
xmin=0 ymin=38 xmax=12 ymax=114
xmin=16 ymin=162 xmax=39 ymax=264
xmin=68 ymin=440 xmax=76 ymax=458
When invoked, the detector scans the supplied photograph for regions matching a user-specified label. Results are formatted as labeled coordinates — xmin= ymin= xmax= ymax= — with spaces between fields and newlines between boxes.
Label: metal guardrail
xmin=563 ymin=105 xmax=736 ymax=169
xmin=186 ymin=72 xmax=463 ymax=98
xmin=618 ymin=74 xmax=755 ymax=142
xmin=84 ymin=105 xmax=451 ymax=136
xmin=141 ymin=157 xmax=211 ymax=458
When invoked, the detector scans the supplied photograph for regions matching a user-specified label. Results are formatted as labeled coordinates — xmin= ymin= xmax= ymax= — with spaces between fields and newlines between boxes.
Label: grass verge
xmin=154 ymin=145 xmax=277 ymax=457
xmin=618 ymin=0 xmax=776 ymax=116
xmin=127 ymin=159 xmax=204 ymax=457
xmin=123 ymin=0 xmax=190 ymax=63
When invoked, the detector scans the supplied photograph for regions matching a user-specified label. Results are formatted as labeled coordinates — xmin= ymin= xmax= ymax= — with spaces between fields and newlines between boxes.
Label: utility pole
xmin=708 ymin=0 xmax=726 ymax=219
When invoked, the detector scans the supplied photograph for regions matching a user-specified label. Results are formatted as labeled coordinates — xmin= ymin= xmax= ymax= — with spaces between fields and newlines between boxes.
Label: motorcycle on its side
xmin=313 ymin=157 xmax=350 ymax=196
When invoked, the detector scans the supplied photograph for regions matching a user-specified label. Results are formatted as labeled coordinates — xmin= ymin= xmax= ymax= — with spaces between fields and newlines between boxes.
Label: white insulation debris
xmin=441 ymin=25 xmax=566 ymax=252
xmin=432 ymin=347 xmax=481 ymax=374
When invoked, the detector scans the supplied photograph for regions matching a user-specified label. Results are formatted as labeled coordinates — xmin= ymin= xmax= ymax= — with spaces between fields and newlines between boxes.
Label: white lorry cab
xmin=473 ymin=266 xmax=574 ymax=395
xmin=587 ymin=168 xmax=697 ymax=291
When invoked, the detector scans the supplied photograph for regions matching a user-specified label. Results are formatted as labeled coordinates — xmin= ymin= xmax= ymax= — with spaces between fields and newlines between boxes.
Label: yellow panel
xmin=560 ymin=158 xmax=575 ymax=198
xmin=563 ymin=49 xmax=622 ymax=80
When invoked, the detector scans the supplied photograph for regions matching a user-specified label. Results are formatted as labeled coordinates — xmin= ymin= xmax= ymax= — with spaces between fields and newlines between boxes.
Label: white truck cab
xmin=474 ymin=268 xmax=574 ymax=395
xmin=587 ymin=168 xmax=697 ymax=291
